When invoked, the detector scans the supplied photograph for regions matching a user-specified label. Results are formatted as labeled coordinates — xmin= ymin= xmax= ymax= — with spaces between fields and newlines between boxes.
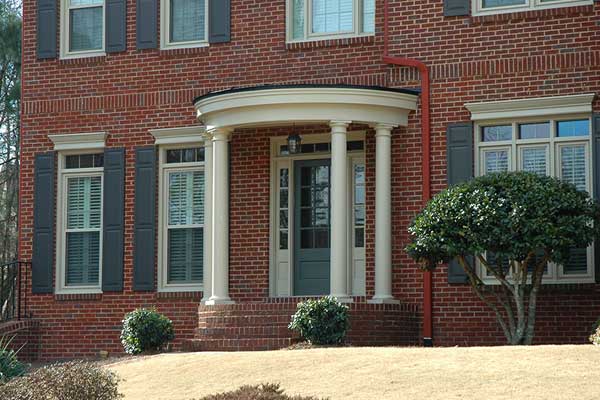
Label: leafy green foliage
xmin=288 ymin=297 xmax=350 ymax=345
xmin=590 ymin=325 xmax=600 ymax=346
xmin=120 ymin=308 xmax=175 ymax=355
xmin=407 ymin=172 xmax=600 ymax=269
xmin=0 ymin=335 xmax=25 ymax=382
xmin=0 ymin=361 xmax=122 ymax=400
xmin=196 ymin=383 xmax=326 ymax=400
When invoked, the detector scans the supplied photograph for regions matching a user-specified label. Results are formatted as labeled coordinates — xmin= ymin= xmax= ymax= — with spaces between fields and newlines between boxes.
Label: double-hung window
xmin=161 ymin=0 xmax=208 ymax=49
xmin=61 ymin=0 xmax=105 ymax=57
xmin=475 ymin=117 xmax=593 ymax=283
xmin=472 ymin=0 xmax=592 ymax=16
xmin=58 ymin=153 xmax=104 ymax=292
xmin=288 ymin=0 xmax=375 ymax=42
xmin=159 ymin=147 xmax=205 ymax=291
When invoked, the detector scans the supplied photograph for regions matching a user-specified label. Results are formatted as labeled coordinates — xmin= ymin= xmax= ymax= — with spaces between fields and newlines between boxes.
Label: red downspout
xmin=382 ymin=0 xmax=433 ymax=346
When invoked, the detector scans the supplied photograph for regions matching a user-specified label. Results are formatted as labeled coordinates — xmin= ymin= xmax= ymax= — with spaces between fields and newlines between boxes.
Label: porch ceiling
xmin=193 ymin=84 xmax=420 ymax=130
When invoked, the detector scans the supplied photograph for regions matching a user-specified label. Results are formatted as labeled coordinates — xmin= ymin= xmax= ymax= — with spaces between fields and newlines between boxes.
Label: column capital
xmin=329 ymin=120 xmax=351 ymax=131
xmin=209 ymin=127 xmax=233 ymax=142
xmin=201 ymin=130 xmax=214 ymax=144
xmin=373 ymin=123 xmax=396 ymax=134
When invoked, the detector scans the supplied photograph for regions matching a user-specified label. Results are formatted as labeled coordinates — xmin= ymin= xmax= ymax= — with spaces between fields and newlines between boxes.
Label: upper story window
xmin=288 ymin=0 xmax=375 ymax=42
xmin=161 ymin=0 xmax=209 ymax=49
xmin=472 ymin=0 xmax=593 ymax=16
xmin=61 ymin=0 xmax=105 ymax=58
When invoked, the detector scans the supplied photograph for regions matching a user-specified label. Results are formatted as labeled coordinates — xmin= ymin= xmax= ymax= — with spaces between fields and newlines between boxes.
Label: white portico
xmin=194 ymin=85 xmax=418 ymax=305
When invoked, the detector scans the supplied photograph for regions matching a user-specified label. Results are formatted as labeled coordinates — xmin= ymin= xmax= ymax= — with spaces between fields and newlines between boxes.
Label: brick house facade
xmin=18 ymin=0 xmax=600 ymax=360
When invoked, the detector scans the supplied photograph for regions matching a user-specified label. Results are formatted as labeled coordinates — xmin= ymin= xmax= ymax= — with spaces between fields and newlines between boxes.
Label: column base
xmin=330 ymin=295 xmax=354 ymax=303
xmin=204 ymin=297 xmax=235 ymax=306
xmin=368 ymin=296 xmax=400 ymax=305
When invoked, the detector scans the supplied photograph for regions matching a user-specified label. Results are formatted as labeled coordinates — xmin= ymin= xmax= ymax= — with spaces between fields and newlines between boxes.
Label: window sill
xmin=156 ymin=291 xmax=203 ymax=300
xmin=159 ymin=44 xmax=210 ymax=57
xmin=286 ymin=34 xmax=374 ymax=51
xmin=469 ymin=4 xmax=594 ymax=25
xmin=55 ymin=292 xmax=103 ymax=301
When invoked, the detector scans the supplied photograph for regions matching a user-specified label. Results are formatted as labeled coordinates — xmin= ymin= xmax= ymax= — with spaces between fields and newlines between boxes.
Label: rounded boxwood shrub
xmin=120 ymin=308 xmax=175 ymax=355
xmin=197 ymin=383 xmax=324 ymax=400
xmin=0 ymin=336 xmax=26 ymax=382
xmin=288 ymin=296 xmax=350 ymax=345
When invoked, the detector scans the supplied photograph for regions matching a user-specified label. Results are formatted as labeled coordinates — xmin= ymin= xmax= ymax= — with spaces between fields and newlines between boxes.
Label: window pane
xmin=312 ymin=0 xmax=354 ymax=34
xmin=167 ymin=228 xmax=203 ymax=283
xmin=170 ymin=0 xmax=206 ymax=42
xmin=347 ymin=140 xmax=364 ymax=151
xmin=168 ymin=170 xmax=204 ymax=226
xmin=519 ymin=122 xmax=550 ymax=140
xmin=167 ymin=147 xmax=204 ymax=164
xmin=484 ymin=150 xmax=509 ymax=174
xmin=70 ymin=7 xmax=103 ymax=52
xmin=292 ymin=0 xmax=305 ymax=39
xmin=362 ymin=0 xmax=375 ymax=33
xmin=67 ymin=176 xmax=102 ymax=230
xmin=560 ymin=145 xmax=586 ymax=192
xmin=279 ymin=230 xmax=289 ymax=250
xmin=557 ymin=120 xmax=590 ymax=137
xmin=563 ymin=247 xmax=588 ymax=275
xmin=70 ymin=0 xmax=102 ymax=5
xmin=521 ymin=147 xmax=547 ymax=176
xmin=482 ymin=125 xmax=512 ymax=142
xmin=66 ymin=231 xmax=100 ymax=286
xmin=482 ymin=0 xmax=526 ymax=8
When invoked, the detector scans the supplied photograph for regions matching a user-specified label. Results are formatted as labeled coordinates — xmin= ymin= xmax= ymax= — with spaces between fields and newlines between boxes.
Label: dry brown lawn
xmin=107 ymin=345 xmax=600 ymax=400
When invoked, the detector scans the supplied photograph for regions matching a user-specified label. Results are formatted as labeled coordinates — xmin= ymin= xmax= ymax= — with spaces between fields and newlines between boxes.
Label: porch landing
xmin=183 ymin=298 xmax=420 ymax=351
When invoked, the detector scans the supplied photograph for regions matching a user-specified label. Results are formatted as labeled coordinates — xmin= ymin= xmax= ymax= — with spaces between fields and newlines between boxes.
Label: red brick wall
xmin=19 ymin=0 xmax=600 ymax=358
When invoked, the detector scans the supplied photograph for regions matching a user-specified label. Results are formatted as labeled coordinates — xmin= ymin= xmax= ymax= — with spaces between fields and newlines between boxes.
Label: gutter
xmin=382 ymin=0 xmax=433 ymax=347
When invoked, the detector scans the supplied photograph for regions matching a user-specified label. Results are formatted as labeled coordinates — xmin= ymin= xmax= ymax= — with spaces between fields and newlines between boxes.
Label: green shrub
xmin=121 ymin=308 xmax=175 ymax=355
xmin=0 ymin=335 xmax=26 ymax=382
xmin=196 ymin=383 xmax=326 ymax=400
xmin=0 ymin=361 xmax=122 ymax=400
xmin=288 ymin=296 xmax=350 ymax=345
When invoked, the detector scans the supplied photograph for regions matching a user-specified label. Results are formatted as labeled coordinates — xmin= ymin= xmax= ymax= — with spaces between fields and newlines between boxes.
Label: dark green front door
xmin=294 ymin=159 xmax=331 ymax=296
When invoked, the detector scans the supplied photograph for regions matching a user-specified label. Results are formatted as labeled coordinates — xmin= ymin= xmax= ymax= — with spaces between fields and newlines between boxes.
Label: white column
xmin=369 ymin=124 xmax=399 ymax=304
xmin=201 ymin=131 xmax=213 ymax=304
xmin=330 ymin=121 xmax=352 ymax=303
xmin=205 ymin=128 xmax=234 ymax=305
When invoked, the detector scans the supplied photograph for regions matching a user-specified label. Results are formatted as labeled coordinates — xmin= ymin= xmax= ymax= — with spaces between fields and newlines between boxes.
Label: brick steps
xmin=183 ymin=337 xmax=295 ymax=352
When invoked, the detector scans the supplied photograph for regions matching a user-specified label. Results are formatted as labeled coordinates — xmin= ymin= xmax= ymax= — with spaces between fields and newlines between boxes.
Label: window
xmin=476 ymin=117 xmax=593 ymax=283
xmin=288 ymin=0 xmax=375 ymax=42
xmin=353 ymin=163 xmax=365 ymax=248
xmin=473 ymin=0 xmax=592 ymax=16
xmin=161 ymin=0 xmax=208 ymax=49
xmin=58 ymin=153 xmax=104 ymax=292
xmin=61 ymin=0 xmax=105 ymax=57
xmin=159 ymin=146 xmax=205 ymax=291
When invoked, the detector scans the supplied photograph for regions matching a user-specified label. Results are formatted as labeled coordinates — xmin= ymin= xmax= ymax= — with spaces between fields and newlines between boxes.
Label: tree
xmin=406 ymin=171 xmax=600 ymax=345
xmin=0 ymin=0 xmax=21 ymax=264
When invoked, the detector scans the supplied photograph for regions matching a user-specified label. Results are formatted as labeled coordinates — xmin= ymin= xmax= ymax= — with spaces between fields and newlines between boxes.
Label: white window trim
xmin=150 ymin=126 xmax=206 ymax=145
xmin=60 ymin=0 xmax=106 ymax=59
xmin=472 ymin=0 xmax=593 ymax=17
xmin=269 ymin=131 xmax=366 ymax=297
xmin=160 ymin=0 xmax=209 ymax=50
xmin=55 ymin=150 xmax=104 ymax=295
xmin=49 ymin=132 xmax=107 ymax=151
xmin=473 ymin=115 xmax=594 ymax=284
xmin=157 ymin=143 xmax=206 ymax=292
xmin=286 ymin=0 xmax=375 ymax=43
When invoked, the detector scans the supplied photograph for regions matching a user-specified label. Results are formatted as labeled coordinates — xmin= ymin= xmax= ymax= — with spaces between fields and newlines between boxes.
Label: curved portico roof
xmin=193 ymin=84 xmax=420 ymax=131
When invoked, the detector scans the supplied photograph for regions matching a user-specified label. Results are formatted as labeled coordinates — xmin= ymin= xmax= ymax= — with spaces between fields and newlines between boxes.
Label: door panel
xmin=294 ymin=159 xmax=331 ymax=295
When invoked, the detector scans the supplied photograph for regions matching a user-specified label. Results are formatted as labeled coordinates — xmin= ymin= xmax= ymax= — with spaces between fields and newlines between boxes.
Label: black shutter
xmin=446 ymin=122 xmax=474 ymax=284
xmin=136 ymin=0 xmax=158 ymax=49
xmin=32 ymin=152 xmax=55 ymax=294
xmin=444 ymin=0 xmax=470 ymax=17
xmin=593 ymin=113 xmax=600 ymax=283
xmin=106 ymin=0 xmax=127 ymax=52
xmin=133 ymin=147 xmax=156 ymax=291
xmin=37 ymin=0 xmax=57 ymax=59
xmin=102 ymin=148 xmax=125 ymax=291
xmin=209 ymin=0 xmax=231 ymax=44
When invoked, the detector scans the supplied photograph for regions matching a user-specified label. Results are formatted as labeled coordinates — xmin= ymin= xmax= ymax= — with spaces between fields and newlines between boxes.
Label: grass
xmin=107 ymin=345 xmax=600 ymax=400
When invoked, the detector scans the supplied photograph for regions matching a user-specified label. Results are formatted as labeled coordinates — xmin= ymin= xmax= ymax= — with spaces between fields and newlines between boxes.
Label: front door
xmin=294 ymin=159 xmax=331 ymax=295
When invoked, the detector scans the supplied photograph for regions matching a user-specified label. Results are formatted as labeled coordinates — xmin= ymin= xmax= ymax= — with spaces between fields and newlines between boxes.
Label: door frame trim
xmin=269 ymin=131 xmax=366 ymax=297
